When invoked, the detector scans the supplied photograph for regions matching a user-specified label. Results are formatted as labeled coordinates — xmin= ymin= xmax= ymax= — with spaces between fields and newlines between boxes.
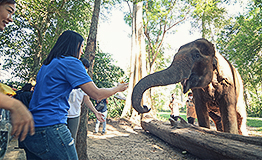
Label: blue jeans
xmin=95 ymin=110 xmax=107 ymax=133
xmin=19 ymin=124 xmax=78 ymax=160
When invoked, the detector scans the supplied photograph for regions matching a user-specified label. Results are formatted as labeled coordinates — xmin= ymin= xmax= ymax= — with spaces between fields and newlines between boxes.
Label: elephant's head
xmin=131 ymin=38 xmax=216 ymax=113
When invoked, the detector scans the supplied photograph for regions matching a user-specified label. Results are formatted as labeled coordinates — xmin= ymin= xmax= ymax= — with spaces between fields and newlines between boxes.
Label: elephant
xmin=131 ymin=38 xmax=247 ymax=135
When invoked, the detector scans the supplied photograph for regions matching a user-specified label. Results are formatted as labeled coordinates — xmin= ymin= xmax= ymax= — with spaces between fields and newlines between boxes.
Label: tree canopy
xmin=0 ymin=0 xmax=92 ymax=82
xmin=216 ymin=0 xmax=262 ymax=116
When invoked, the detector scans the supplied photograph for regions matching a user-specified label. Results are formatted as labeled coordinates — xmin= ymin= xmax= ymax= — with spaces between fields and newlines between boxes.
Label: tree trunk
xmin=76 ymin=103 xmax=89 ymax=159
xmin=76 ymin=0 xmax=101 ymax=159
xmin=84 ymin=0 xmax=101 ymax=79
xmin=142 ymin=118 xmax=262 ymax=159
xmin=120 ymin=7 xmax=135 ymax=118
xmin=121 ymin=2 xmax=152 ymax=120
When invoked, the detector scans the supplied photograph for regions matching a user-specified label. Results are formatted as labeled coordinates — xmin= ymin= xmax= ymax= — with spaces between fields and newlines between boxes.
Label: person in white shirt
xmin=169 ymin=93 xmax=183 ymax=121
xmin=67 ymin=58 xmax=104 ymax=140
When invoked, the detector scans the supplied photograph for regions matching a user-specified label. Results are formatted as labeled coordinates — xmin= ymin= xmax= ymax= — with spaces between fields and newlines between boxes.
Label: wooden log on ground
xmin=141 ymin=118 xmax=262 ymax=160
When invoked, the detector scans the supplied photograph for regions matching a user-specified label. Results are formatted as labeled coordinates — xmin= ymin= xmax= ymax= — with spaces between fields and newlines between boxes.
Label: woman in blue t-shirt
xmin=19 ymin=30 xmax=128 ymax=160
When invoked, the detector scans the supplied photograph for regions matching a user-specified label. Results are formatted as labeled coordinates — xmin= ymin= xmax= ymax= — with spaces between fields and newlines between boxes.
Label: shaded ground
xmin=3 ymin=118 xmax=262 ymax=160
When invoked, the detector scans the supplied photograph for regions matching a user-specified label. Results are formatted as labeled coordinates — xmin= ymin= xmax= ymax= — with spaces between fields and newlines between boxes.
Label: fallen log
xmin=141 ymin=118 xmax=262 ymax=160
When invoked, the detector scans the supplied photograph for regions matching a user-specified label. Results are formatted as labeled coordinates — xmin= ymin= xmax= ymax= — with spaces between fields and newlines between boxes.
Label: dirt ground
xmin=3 ymin=118 xmax=262 ymax=160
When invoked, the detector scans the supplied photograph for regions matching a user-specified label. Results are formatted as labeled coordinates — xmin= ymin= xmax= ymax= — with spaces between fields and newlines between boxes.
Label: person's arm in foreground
xmin=83 ymin=95 xmax=105 ymax=122
xmin=80 ymin=82 xmax=128 ymax=101
xmin=0 ymin=93 xmax=35 ymax=141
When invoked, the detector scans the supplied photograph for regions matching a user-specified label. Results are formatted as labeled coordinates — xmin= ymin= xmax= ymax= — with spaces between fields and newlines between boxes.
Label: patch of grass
xmin=157 ymin=112 xmax=187 ymax=121
xmin=247 ymin=117 xmax=262 ymax=131
xmin=157 ymin=112 xmax=262 ymax=132
xmin=157 ymin=112 xmax=170 ymax=121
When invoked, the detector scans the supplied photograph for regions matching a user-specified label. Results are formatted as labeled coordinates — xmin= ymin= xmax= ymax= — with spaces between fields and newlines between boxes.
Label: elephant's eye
xmin=192 ymin=52 xmax=200 ymax=60
xmin=195 ymin=54 xmax=200 ymax=58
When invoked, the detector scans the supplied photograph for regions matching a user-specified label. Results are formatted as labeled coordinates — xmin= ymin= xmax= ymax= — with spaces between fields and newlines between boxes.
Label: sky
xmin=97 ymin=7 xmax=131 ymax=71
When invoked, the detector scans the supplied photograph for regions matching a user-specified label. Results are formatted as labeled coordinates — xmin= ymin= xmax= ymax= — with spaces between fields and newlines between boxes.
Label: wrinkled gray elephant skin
xmin=131 ymin=38 xmax=247 ymax=135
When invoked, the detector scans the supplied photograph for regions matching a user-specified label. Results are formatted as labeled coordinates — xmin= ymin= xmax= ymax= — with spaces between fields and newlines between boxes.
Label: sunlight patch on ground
xmin=247 ymin=117 xmax=262 ymax=120
xmin=152 ymin=144 xmax=164 ymax=151
xmin=119 ymin=125 xmax=139 ymax=134
xmin=88 ymin=124 xmax=130 ymax=139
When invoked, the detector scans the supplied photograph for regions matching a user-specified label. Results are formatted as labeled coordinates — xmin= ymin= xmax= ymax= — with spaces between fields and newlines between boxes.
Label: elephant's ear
xmin=195 ymin=38 xmax=215 ymax=56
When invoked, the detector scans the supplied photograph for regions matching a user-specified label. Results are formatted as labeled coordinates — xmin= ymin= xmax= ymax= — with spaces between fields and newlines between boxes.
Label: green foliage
xmin=151 ymin=83 xmax=185 ymax=113
xmin=144 ymin=0 xmax=190 ymax=71
xmin=0 ymin=17 xmax=36 ymax=82
xmin=0 ymin=0 xmax=92 ymax=82
xmin=152 ymin=91 xmax=167 ymax=112
xmin=157 ymin=112 xmax=171 ymax=121
xmin=189 ymin=0 xmax=232 ymax=40
xmin=247 ymin=101 xmax=262 ymax=117
xmin=89 ymin=96 xmax=126 ymax=119
xmin=88 ymin=51 xmax=127 ymax=119
xmin=107 ymin=96 xmax=126 ymax=118
xmin=216 ymin=1 xmax=262 ymax=117
xmin=92 ymin=51 xmax=125 ymax=88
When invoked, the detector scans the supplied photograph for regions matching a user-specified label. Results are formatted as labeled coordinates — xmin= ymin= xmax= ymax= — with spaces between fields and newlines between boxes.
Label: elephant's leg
xmin=193 ymin=90 xmax=210 ymax=128
xmin=219 ymin=93 xmax=238 ymax=134
xmin=208 ymin=111 xmax=222 ymax=131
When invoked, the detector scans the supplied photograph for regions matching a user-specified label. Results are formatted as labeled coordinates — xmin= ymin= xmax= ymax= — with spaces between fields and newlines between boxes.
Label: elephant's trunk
xmin=131 ymin=62 xmax=190 ymax=114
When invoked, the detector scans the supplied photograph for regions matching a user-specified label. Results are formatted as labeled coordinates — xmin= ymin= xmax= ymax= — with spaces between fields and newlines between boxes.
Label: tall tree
xmin=121 ymin=0 xmax=190 ymax=118
xmin=84 ymin=0 xmax=101 ymax=79
xmin=0 ymin=0 xmax=92 ymax=82
xmin=76 ymin=0 xmax=101 ymax=158
xmin=121 ymin=1 xmax=151 ymax=121
xmin=76 ymin=0 xmax=125 ymax=157
xmin=143 ymin=0 xmax=190 ymax=73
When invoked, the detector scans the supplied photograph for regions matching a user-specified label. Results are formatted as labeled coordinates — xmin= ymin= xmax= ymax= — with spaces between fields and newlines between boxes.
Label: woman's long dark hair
xmin=43 ymin=30 xmax=84 ymax=65
xmin=0 ymin=0 xmax=16 ymax=5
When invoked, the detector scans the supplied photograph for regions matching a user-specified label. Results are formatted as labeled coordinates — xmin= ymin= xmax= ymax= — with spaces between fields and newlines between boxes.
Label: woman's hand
xmin=0 ymin=93 xmax=35 ymax=141
xmin=116 ymin=82 xmax=129 ymax=92
xmin=95 ymin=112 xmax=105 ymax=122
xmin=9 ymin=98 xmax=35 ymax=141
xmin=80 ymin=82 xmax=128 ymax=101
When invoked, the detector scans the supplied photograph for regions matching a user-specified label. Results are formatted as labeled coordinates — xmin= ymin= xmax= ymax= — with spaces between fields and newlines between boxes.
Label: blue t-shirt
xmin=29 ymin=57 xmax=92 ymax=127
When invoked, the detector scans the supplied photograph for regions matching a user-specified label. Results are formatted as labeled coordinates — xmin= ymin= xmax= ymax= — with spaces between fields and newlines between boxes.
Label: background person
xmin=19 ymin=30 xmax=128 ymax=160
xmin=14 ymin=83 xmax=33 ymax=108
xmin=169 ymin=93 xmax=182 ymax=121
xmin=67 ymin=58 xmax=104 ymax=140
xmin=94 ymin=98 xmax=108 ymax=135
xmin=186 ymin=92 xmax=197 ymax=125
